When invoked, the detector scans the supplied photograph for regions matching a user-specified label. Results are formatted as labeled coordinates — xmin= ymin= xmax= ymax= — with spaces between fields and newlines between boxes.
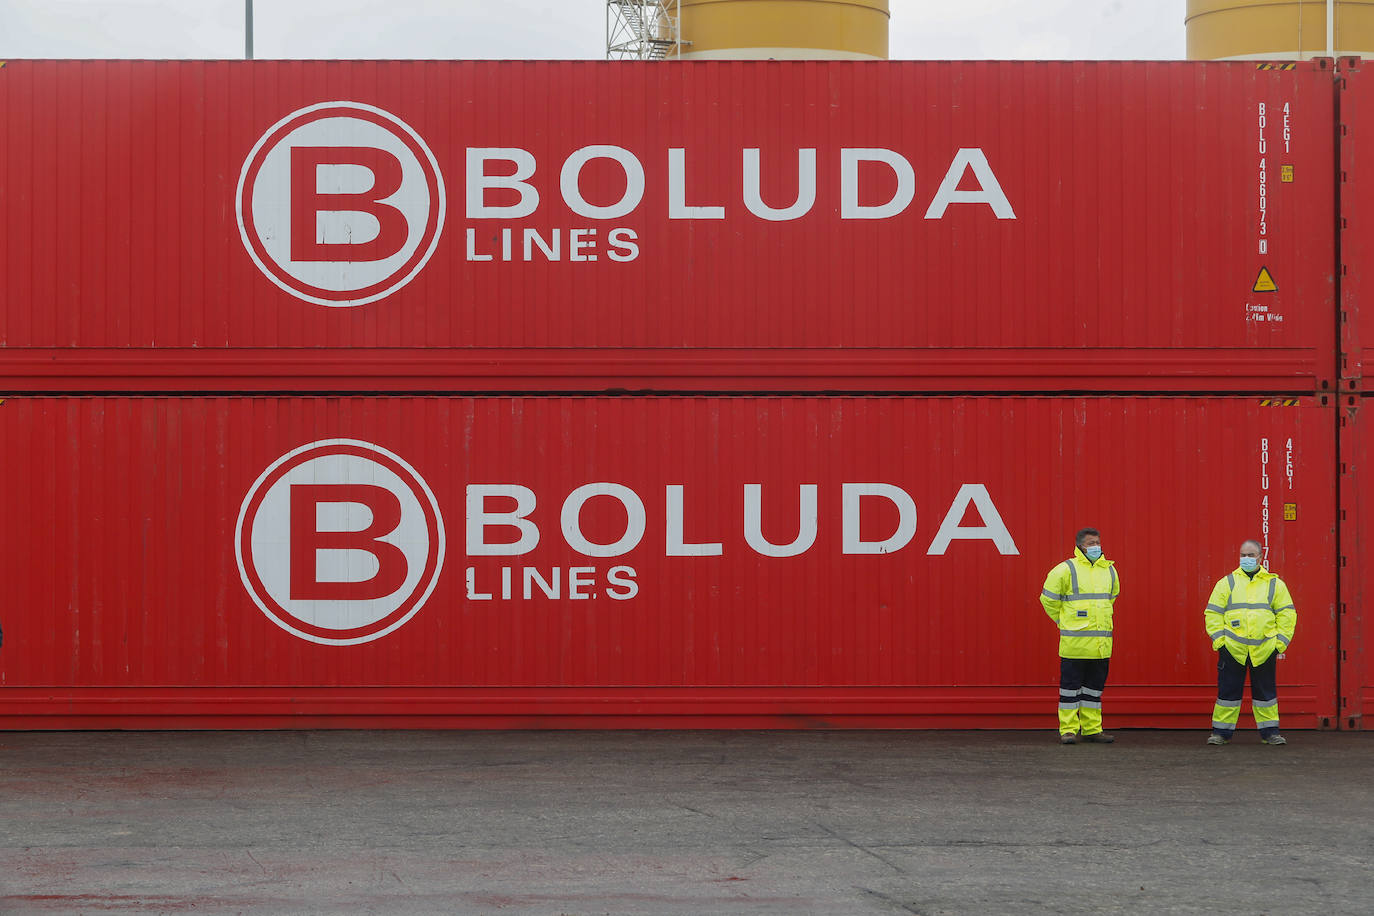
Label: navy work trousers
xmin=1213 ymin=650 xmax=1280 ymax=738
xmin=1059 ymin=657 xmax=1110 ymax=735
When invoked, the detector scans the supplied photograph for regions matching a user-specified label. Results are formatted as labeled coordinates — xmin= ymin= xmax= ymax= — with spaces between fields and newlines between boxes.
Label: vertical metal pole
xmin=1328 ymin=0 xmax=1336 ymax=58
xmin=246 ymin=0 xmax=254 ymax=60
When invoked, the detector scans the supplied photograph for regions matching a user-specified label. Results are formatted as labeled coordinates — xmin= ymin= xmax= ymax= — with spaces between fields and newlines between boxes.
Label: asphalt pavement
xmin=0 ymin=729 xmax=1370 ymax=915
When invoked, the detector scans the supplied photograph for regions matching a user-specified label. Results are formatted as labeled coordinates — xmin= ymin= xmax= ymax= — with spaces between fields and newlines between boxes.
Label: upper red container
xmin=1342 ymin=58 xmax=1371 ymax=390
xmin=0 ymin=60 xmax=1338 ymax=392
xmin=0 ymin=394 xmax=1337 ymax=728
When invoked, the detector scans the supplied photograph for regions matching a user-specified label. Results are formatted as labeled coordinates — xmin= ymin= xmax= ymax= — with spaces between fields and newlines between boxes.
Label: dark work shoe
xmin=1206 ymin=734 xmax=1229 ymax=746
xmin=1060 ymin=733 xmax=1078 ymax=745
xmin=1262 ymin=734 xmax=1288 ymax=746
xmin=1080 ymin=732 xmax=1115 ymax=744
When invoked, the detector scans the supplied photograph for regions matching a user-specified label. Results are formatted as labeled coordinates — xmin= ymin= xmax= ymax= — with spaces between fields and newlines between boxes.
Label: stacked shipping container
xmin=0 ymin=60 xmax=1353 ymax=728
xmin=0 ymin=59 xmax=1341 ymax=392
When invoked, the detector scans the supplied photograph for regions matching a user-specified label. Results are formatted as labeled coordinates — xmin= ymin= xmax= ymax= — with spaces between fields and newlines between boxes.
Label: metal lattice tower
xmin=607 ymin=0 xmax=682 ymax=60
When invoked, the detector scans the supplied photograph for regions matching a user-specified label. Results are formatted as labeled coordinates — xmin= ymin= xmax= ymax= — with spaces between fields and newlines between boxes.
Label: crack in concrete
xmin=815 ymin=822 xmax=907 ymax=875
xmin=857 ymin=885 xmax=926 ymax=914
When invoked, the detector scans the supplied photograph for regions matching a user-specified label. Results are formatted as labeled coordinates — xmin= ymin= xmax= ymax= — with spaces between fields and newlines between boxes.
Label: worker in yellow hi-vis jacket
xmin=1040 ymin=527 xmax=1120 ymax=746
xmin=1204 ymin=539 xmax=1297 ymax=746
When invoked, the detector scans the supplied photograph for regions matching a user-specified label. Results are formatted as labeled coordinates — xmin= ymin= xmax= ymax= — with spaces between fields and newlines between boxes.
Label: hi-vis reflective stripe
xmin=1209 ymin=630 xmax=1226 ymax=640
xmin=1059 ymin=689 xmax=1079 ymax=699
xmin=1215 ymin=698 xmax=1242 ymax=708
xmin=1043 ymin=588 xmax=1066 ymax=600
xmin=1222 ymin=575 xmax=1283 ymax=613
xmin=1060 ymin=629 xmax=1113 ymax=638
xmin=1059 ymin=701 xmax=1080 ymax=710
xmin=1277 ymin=634 xmax=1292 ymax=646
xmin=1253 ymin=698 xmax=1278 ymax=709
xmin=1212 ymin=720 xmax=1237 ymax=731
xmin=1218 ymin=630 xmax=1270 ymax=646
xmin=1079 ymin=686 xmax=1103 ymax=698
xmin=1061 ymin=560 xmax=1116 ymax=602
xmin=1079 ymin=699 xmax=1102 ymax=710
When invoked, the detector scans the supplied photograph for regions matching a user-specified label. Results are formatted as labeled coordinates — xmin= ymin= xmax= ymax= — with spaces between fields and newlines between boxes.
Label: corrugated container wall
xmin=1343 ymin=57 xmax=1371 ymax=388
xmin=0 ymin=395 xmax=1337 ymax=729
xmin=0 ymin=60 xmax=1338 ymax=393
xmin=1339 ymin=394 xmax=1367 ymax=729
xmin=1338 ymin=60 xmax=1366 ymax=729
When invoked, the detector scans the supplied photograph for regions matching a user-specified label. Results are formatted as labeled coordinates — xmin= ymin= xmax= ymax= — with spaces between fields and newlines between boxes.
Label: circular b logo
xmin=235 ymin=439 xmax=445 ymax=645
xmin=237 ymin=102 xmax=446 ymax=307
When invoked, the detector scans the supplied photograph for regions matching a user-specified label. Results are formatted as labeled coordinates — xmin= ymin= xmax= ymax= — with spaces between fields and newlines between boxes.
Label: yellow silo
xmin=675 ymin=0 xmax=889 ymax=60
xmin=1187 ymin=1 xmax=1374 ymax=60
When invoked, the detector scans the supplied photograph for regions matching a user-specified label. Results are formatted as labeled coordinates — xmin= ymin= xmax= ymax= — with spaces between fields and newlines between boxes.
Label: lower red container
xmin=0 ymin=395 xmax=1338 ymax=729
xmin=1339 ymin=395 xmax=1371 ymax=729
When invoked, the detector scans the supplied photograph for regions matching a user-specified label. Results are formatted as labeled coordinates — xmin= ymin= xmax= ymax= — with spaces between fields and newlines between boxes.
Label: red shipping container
xmin=0 ymin=60 xmax=1338 ymax=393
xmin=1343 ymin=58 xmax=1371 ymax=390
xmin=1339 ymin=394 xmax=1370 ymax=729
xmin=0 ymin=395 xmax=1337 ymax=729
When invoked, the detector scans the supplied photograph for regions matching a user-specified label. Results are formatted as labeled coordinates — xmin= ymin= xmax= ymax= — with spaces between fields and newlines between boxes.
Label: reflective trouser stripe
xmin=1058 ymin=701 xmax=1079 ymax=710
xmin=1080 ymin=686 xmax=1103 ymax=698
xmin=1212 ymin=700 xmax=1241 ymax=735
xmin=1253 ymin=698 xmax=1280 ymax=730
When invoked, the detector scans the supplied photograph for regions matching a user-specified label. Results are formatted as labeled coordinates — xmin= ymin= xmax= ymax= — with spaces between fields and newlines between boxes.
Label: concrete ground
xmin=0 ymin=730 xmax=1370 ymax=916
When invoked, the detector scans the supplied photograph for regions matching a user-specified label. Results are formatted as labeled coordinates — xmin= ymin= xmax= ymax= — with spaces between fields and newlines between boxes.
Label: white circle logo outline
xmin=235 ymin=438 xmax=446 ymax=646
xmin=236 ymin=101 xmax=447 ymax=308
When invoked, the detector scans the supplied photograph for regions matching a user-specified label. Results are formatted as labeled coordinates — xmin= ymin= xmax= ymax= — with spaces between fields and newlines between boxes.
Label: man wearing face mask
xmin=1204 ymin=540 xmax=1297 ymax=746
xmin=1040 ymin=528 xmax=1119 ymax=745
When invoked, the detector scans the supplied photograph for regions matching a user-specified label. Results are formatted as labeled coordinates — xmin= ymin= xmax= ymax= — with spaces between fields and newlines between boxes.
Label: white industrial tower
xmin=606 ymin=0 xmax=682 ymax=60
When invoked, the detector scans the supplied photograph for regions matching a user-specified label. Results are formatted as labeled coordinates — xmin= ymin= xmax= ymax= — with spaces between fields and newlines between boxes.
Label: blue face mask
xmin=1084 ymin=545 xmax=1103 ymax=561
xmin=1239 ymin=556 xmax=1259 ymax=573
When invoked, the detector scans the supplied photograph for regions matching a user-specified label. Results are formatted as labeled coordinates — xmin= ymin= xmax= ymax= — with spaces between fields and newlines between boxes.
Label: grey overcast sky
xmin=0 ymin=0 xmax=1187 ymax=60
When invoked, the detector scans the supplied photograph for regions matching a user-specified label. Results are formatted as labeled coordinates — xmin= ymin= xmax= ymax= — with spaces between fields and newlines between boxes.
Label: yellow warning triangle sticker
xmin=1253 ymin=266 xmax=1278 ymax=293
